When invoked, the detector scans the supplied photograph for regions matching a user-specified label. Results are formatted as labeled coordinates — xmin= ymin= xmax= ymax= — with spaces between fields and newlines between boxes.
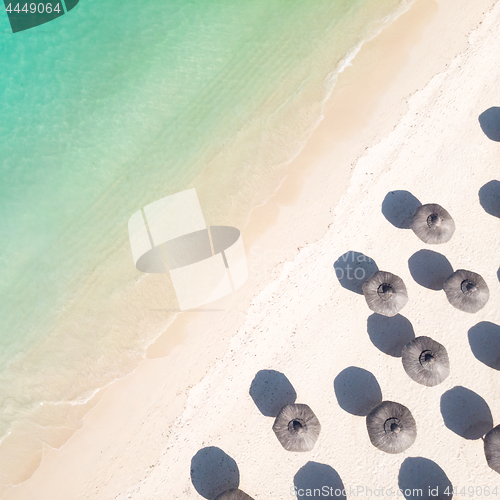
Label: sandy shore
xmin=3 ymin=0 xmax=500 ymax=497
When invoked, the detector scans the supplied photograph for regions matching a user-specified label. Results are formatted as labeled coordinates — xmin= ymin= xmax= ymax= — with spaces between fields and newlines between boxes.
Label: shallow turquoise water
xmin=0 ymin=0 xmax=408 ymax=472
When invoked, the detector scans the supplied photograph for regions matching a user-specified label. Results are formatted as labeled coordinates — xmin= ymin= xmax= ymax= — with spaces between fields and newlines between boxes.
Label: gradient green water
xmin=0 ymin=0 xmax=410 ymax=482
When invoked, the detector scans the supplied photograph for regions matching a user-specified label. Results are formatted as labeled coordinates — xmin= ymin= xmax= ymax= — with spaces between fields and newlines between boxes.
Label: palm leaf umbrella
xmin=272 ymin=404 xmax=321 ymax=452
xmin=362 ymin=271 xmax=408 ymax=317
xmin=443 ymin=269 xmax=489 ymax=313
xmin=401 ymin=336 xmax=450 ymax=387
xmin=410 ymin=204 xmax=455 ymax=244
xmin=484 ymin=425 xmax=500 ymax=474
xmin=366 ymin=401 xmax=417 ymax=454
xmin=215 ymin=489 xmax=255 ymax=500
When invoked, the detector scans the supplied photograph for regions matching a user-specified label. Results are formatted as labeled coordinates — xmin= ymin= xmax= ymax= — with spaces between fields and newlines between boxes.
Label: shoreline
xmin=3 ymin=0 xmax=499 ymax=497
xmin=0 ymin=0 xmax=411 ymax=465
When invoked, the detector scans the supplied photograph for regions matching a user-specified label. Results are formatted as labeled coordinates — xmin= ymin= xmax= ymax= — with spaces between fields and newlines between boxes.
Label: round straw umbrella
xmin=443 ymin=269 xmax=489 ymax=313
xmin=484 ymin=425 xmax=500 ymax=474
xmin=401 ymin=336 xmax=450 ymax=387
xmin=410 ymin=204 xmax=455 ymax=244
xmin=215 ymin=489 xmax=255 ymax=500
xmin=362 ymin=271 xmax=408 ymax=317
xmin=272 ymin=404 xmax=321 ymax=452
xmin=366 ymin=401 xmax=417 ymax=454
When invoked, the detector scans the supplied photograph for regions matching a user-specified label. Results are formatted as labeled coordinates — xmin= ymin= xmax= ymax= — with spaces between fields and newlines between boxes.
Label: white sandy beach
xmin=3 ymin=0 xmax=500 ymax=498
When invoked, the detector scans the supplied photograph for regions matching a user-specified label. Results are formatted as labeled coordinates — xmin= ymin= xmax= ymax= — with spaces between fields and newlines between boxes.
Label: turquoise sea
xmin=0 ymin=0 xmax=410 ymax=483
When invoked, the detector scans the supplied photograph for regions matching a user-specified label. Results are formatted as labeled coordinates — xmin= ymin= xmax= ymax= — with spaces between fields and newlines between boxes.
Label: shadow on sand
xmin=382 ymin=190 xmax=421 ymax=229
xmin=440 ymin=386 xmax=493 ymax=440
xmin=478 ymin=107 xmax=500 ymax=142
xmin=468 ymin=322 xmax=500 ymax=370
xmin=294 ymin=462 xmax=346 ymax=499
xmin=479 ymin=180 xmax=500 ymax=218
xmin=367 ymin=313 xmax=415 ymax=357
xmin=334 ymin=251 xmax=378 ymax=295
xmin=398 ymin=457 xmax=453 ymax=499
xmin=408 ymin=250 xmax=453 ymax=290
xmin=249 ymin=369 xmax=297 ymax=417
xmin=334 ymin=366 xmax=382 ymax=417
xmin=190 ymin=447 xmax=240 ymax=499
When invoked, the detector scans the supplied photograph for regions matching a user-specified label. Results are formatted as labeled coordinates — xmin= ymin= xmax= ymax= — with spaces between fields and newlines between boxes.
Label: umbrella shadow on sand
xmin=367 ymin=313 xmax=415 ymax=357
xmin=479 ymin=180 xmax=500 ymax=218
xmin=294 ymin=462 xmax=346 ymax=499
xmin=382 ymin=190 xmax=422 ymax=229
xmin=334 ymin=366 xmax=382 ymax=417
xmin=468 ymin=322 xmax=500 ymax=370
xmin=190 ymin=447 xmax=240 ymax=499
xmin=398 ymin=457 xmax=453 ymax=499
xmin=440 ymin=386 xmax=493 ymax=440
xmin=408 ymin=250 xmax=453 ymax=291
xmin=334 ymin=251 xmax=378 ymax=295
xmin=478 ymin=107 xmax=500 ymax=141
xmin=249 ymin=370 xmax=297 ymax=417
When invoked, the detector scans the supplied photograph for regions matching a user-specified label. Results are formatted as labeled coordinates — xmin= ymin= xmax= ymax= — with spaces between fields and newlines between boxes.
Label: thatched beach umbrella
xmin=443 ymin=269 xmax=489 ymax=313
xmin=362 ymin=271 xmax=408 ymax=317
xmin=366 ymin=401 xmax=417 ymax=454
xmin=410 ymin=203 xmax=455 ymax=244
xmin=215 ymin=489 xmax=255 ymax=500
xmin=401 ymin=336 xmax=450 ymax=387
xmin=484 ymin=425 xmax=500 ymax=474
xmin=272 ymin=404 xmax=321 ymax=452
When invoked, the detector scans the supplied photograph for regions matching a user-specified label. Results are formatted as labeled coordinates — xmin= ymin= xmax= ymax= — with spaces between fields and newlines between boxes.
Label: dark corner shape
xmin=334 ymin=251 xmax=378 ymax=295
xmin=334 ymin=366 xmax=382 ymax=417
xmin=367 ymin=313 xmax=415 ymax=357
xmin=440 ymin=386 xmax=493 ymax=440
xmin=382 ymin=190 xmax=421 ymax=229
xmin=408 ymin=250 xmax=453 ymax=290
xmin=190 ymin=447 xmax=240 ymax=500
xmin=294 ymin=462 xmax=346 ymax=499
xmin=468 ymin=321 xmax=500 ymax=370
xmin=478 ymin=107 xmax=500 ymax=142
xmin=65 ymin=0 xmax=80 ymax=11
xmin=398 ymin=457 xmax=453 ymax=499
xmin=478 ymin=180 xmax=500 ymax=218
xmin=4 ymin=0 xmax=66 ymax=33
xmin=249 ymin=369 xmax=297 ymax=417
